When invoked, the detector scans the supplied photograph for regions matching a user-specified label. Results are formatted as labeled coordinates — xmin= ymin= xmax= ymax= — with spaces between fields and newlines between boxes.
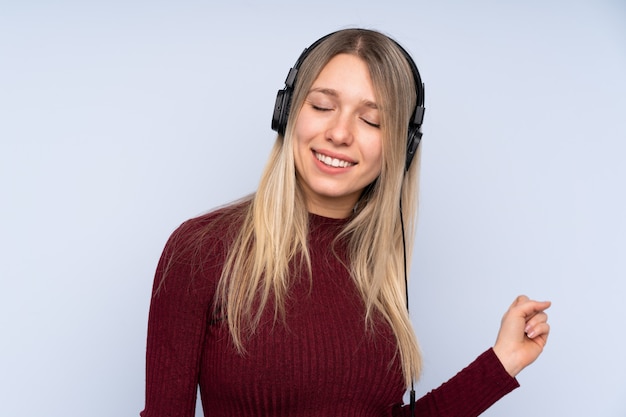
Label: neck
xmin=306 ymin=202 xmax=354 ymax=219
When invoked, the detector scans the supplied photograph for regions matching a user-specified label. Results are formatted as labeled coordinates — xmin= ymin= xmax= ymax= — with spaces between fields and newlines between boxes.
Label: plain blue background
xmin=1 ymin=1 xmax=625 ymax=416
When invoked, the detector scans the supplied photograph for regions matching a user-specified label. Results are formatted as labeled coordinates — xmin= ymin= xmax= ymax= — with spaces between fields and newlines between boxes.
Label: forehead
xmin=310 ymin=53 xmax=377 ymax=102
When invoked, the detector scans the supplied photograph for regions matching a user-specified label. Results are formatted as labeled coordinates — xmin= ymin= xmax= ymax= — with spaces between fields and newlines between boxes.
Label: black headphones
xmin=271 ymin=31 xmax=425 ymax=171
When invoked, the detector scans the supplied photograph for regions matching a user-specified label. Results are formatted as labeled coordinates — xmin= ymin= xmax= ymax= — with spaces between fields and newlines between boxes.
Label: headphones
xmin=271 ymin=31 xmax=425 ymax=171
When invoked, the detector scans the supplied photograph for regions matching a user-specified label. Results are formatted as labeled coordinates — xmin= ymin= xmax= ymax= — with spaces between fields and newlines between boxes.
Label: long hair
xmin=209 ymin=29 xmax=421 ymax=387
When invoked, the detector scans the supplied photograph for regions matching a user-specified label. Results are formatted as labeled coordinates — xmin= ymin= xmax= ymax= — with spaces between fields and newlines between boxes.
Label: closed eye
xmin=361 ymin=118 xmax=380 ymax=128
xmin=311 ymin=104 xmax=333 ymax=111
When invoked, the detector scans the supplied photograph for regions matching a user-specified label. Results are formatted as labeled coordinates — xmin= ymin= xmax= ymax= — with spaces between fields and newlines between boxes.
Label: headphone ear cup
xmin=272 ymin=88 xmax=292 ymax=136
xmin=405 ymin=126 xmax=422 ymax=171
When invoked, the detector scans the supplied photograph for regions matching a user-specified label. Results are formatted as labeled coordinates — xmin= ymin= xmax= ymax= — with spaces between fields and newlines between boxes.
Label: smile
xmin=314 ymin=151 xmax=355 ymax=168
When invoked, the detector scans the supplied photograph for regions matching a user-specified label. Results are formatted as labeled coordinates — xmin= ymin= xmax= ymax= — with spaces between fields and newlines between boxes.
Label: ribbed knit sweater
xmin=141 ymin=208 xmax=519 ymax=417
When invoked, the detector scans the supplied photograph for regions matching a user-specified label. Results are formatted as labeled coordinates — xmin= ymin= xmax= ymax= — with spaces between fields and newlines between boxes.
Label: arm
xmin=140 ymin=220 xmax=218 ymax=417
xmin=394 ymin=295 xmax=551 ymax=417
xmin=393 ymin=348 xmax=519 ymax=417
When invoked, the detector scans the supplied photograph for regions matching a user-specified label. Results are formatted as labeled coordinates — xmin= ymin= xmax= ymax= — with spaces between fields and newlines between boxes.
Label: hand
xmin=492 ymin=295 xmax=551 ymax=377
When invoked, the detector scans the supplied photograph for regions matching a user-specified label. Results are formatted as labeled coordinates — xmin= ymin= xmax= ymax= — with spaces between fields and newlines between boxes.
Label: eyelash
xmin=362 ymin=119 xmax=380 ymax=128
xmin=310 ymin=104 xmax=380 ymax=128
xmin=311 ymin=104 xmax=331 ymax=112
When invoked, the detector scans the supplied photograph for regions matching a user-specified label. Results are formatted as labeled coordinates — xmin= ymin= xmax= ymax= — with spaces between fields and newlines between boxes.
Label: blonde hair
xmin=187 ymin=29 xmax=422 ymax=387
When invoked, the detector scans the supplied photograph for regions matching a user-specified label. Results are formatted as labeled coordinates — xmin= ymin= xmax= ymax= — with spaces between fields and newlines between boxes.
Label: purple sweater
xmin=141 ymin=208 xmax=519 ymax=416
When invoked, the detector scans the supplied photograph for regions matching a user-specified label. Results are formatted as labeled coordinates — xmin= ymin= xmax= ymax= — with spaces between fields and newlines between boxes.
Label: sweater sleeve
xmin=394 ymin=348 xmax=520 ymax=417
xmin=140 ymin=220 xmax=219 ymax=417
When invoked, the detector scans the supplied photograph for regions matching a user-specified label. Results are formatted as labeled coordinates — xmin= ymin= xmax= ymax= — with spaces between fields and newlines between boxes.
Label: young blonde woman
xmin=141 ymin=28 xmax=551 ymax=417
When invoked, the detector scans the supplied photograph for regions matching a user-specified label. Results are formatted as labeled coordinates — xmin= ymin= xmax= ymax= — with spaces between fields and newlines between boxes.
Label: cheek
xmin=366 ymin=137 xmax=383 ymax=175
xmin=292 ymin=115 xmax=312 ymax=176
xmin=293 ymin=110 xmax=318 ymax=146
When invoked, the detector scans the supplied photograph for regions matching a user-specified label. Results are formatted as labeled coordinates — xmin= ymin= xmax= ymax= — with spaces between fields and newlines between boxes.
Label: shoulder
xmin=153 ymin=199 xmax=252 ymax=295
xmin=167 ymin=199 xmax=251 ymax=253
xmin=158 ymin=199 xmax=252 ymax=277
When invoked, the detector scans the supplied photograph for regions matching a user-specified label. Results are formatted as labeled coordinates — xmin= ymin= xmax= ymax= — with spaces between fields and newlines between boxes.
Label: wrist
xmin=492 ymin=345 xmax=523 ymax=377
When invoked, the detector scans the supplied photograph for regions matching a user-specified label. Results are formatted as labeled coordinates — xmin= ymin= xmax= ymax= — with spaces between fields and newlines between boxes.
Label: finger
xmin=524 ymin=311 xmax=549 ymax=328
xmin=510 ymin=294 xmax=530 ymax=308
xmin=512 ymin=299 xmax=551 ymax=319
xmin=525 ymin=322 xmax=550 ymax=342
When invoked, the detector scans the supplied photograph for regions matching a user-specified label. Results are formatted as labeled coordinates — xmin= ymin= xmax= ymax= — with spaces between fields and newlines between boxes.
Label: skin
xmin=293 ymin=53 xmax=383 ymax=219
xmin=292 ymin=53 xmax=552 ymax=378
xmin=493 ymin=295 xmax=552 ymax=377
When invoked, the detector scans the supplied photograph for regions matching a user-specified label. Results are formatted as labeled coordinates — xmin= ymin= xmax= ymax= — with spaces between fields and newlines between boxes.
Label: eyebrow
xmin=308 ymin=87 xmax=378 ymax=110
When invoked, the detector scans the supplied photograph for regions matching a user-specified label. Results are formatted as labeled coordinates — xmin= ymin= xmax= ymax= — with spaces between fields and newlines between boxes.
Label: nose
xmin=326 ymin=112 xmax=354 ymax=146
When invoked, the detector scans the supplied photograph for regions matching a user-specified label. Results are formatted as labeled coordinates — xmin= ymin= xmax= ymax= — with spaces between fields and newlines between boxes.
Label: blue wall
xmin=1 ymin=1 xmax=624 ymax=416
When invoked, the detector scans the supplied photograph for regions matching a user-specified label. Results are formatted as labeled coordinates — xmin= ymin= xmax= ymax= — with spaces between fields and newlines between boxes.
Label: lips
xmin=313 ymin=151 xmax=355 ymax=168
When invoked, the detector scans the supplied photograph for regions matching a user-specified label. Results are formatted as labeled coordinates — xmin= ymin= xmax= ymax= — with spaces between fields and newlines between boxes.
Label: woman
xmin=141 ymin=28 xmax=551 ymax=417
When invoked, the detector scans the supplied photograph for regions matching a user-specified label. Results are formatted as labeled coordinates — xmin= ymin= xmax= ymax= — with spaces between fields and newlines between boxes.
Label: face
xmin=293 ymin=53 xmax=383 ymax=219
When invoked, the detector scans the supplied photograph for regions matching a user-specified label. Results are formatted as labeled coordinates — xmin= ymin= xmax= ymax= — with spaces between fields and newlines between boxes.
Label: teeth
xmin=315 ymin=152 xmax=354 ymax=168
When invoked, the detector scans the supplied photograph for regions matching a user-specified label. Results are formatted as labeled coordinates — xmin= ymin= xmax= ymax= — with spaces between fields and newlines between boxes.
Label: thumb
xmin=510 ymin=294 xmax=530 ymax=308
